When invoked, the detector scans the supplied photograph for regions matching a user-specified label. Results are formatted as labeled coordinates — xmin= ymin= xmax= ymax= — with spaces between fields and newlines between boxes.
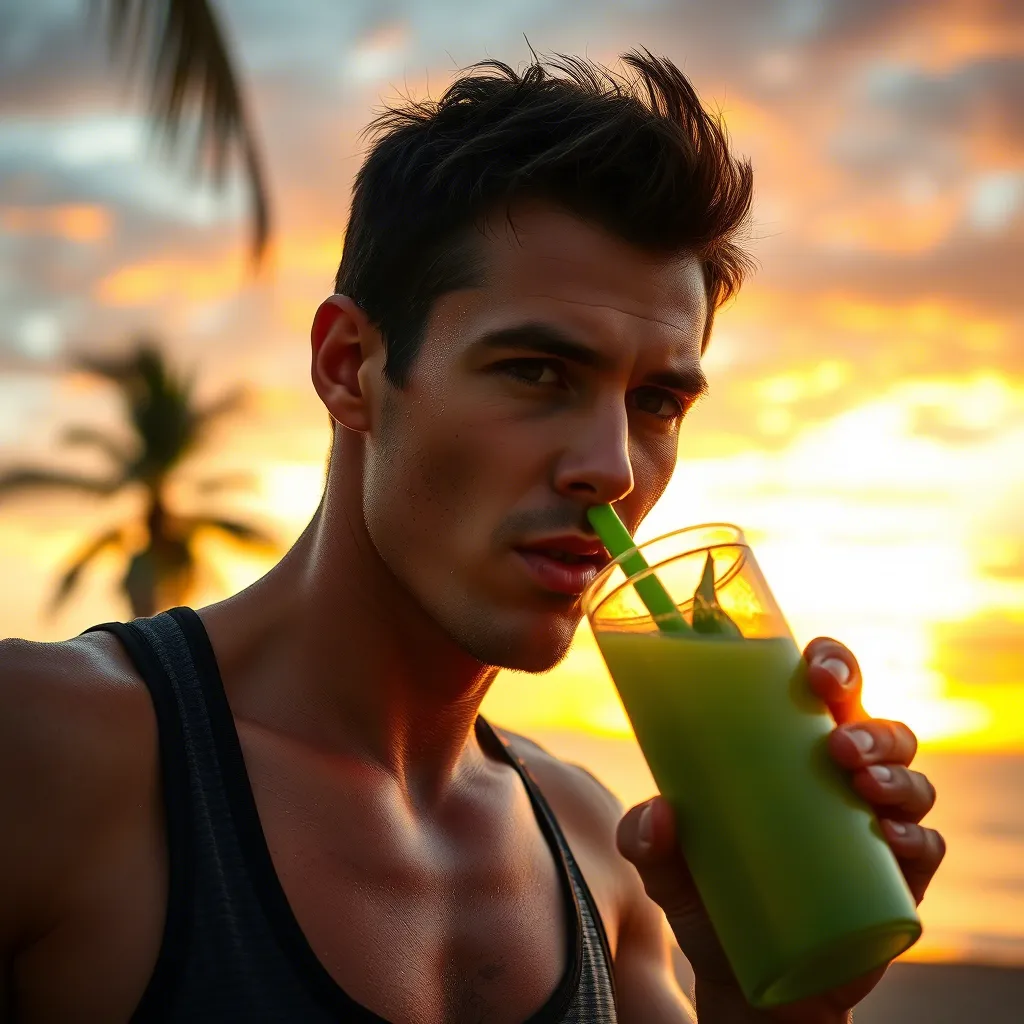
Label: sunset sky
xmin=1 ymin=0 xmax=1022 ymax=754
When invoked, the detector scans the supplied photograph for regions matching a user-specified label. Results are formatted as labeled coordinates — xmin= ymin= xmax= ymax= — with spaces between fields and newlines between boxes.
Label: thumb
xmin=617 ymin=796 xmax=697 ymax=918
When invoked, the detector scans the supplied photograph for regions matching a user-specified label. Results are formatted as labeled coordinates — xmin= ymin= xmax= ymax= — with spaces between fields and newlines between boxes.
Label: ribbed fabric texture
xmin=86 ymin=607 xmax=617 ymax=1022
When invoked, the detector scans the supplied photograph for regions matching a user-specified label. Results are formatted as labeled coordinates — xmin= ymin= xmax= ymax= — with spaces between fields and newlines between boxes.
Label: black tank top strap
xmin=82 ymin=617 xmax=195 ymax=1021
xmin=476 ymin=718 xmax=618 ymax=1013
xmin=86 ymin=608 xmax=321 ymax=1023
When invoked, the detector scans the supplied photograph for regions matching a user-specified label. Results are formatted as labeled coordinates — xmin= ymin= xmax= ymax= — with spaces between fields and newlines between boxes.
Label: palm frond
xmin=61 ymin=425 xmax=136 ymax=469
xmin=74 ymin=342 xmax=256 ymax=486
xmin=77 ymin=341 xmax=201 ymax=481
xmin=49 ymin=528 xmax=126 ymax=614
xmin=193 ymin=470 xmax=258 ymax=494
xmin=186 ymin=515 xmax=276 ymax=549
xmin=100 ymin=0 xmax=270 ymax=265
xmin=74 ymin=348 xmax=137 ymax=384
xmin=0 ymin=468 xmax=122 ymax=503
xmin=193 ymin=385 xmax=249 ymax=431
xmin=130 ymin=349 xmax=201 ymax=473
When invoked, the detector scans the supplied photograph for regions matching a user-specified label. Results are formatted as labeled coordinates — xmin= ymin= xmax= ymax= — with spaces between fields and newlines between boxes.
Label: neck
xmin=200 ymin=464 xmax=501 ymax=807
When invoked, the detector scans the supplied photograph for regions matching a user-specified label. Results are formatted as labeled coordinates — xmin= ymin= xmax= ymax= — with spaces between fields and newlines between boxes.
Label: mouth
xmin=513 ymin=536 xmax=611 ymax=597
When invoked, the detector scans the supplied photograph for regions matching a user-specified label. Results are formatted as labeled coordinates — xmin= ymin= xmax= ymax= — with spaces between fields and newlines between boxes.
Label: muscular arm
xmin=0 ymin=639 xmax=69 ymax=1020
xmin=0 ymin=634 xmax=158 ymax=1023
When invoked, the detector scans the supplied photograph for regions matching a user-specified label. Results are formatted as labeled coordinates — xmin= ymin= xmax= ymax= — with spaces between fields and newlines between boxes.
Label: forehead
xmin=459 ymin=201 xmax=708 ymax=357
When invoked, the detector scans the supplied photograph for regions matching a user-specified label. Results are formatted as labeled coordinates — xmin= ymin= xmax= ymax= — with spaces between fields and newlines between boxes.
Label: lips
xmin=514 ymin=536 xmax=610 ymax=596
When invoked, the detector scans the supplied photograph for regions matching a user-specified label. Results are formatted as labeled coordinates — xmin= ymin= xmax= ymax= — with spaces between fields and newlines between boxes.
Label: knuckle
xmin=870 ymin=722 xmax=895 ymax=757
xmin=890 ymin=720 xmax=918 ymax=759
xmin=900 ymin=721 xmax=919 ymax=751
xmin=906 ymin=768 xmax=929 ymax=799
xmin=880 ymin=764 xmax=908 ymax=797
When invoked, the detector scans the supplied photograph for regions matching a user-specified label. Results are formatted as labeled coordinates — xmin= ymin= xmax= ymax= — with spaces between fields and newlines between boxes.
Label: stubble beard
xmin=443 ymin=599 xmax=583 ymax=674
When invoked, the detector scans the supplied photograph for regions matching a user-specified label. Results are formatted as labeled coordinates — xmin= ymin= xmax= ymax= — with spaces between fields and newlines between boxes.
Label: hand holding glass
xmin=583 ymin=522 xmax=921 ymax=1009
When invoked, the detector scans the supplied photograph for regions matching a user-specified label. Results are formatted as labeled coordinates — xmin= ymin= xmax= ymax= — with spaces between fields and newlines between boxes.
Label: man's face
xmin=361 ymin=203 xmax=708 ymax=671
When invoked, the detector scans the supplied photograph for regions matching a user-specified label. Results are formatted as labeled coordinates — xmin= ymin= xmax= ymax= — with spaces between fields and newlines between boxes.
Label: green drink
xmin=583 ymin=524 xmax=921 ymax=1008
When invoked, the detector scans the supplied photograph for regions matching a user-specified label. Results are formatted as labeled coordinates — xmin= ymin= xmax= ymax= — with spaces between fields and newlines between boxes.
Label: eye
xmin=497 ymin=359 xmax=564 ymax=386
xmin=631 ymin=387 xmax=684 ymax=420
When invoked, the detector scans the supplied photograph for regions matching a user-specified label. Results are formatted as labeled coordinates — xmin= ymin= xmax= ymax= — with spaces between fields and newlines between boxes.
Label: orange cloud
xmin=813 ymin=293 xmax=1014 ymax=354
xmin=95 ymin=248 xmax=247 ymax=306
xmin=903 ymin=19 xmax=1024 ymax=75
xmin=93 ymin=231 xmax=343 ymax=311
xmin=266 ymin=233 xmax=344 ymax=278
xmin=1 ymin=204 xmax=112 ymax=242
xmin=808 ymin=193 xmax=962 ymax=253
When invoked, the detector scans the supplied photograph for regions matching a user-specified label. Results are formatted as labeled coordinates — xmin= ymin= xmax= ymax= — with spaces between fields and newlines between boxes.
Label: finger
xmin=804 ymin=637 xmax=866 ymax=725
xmin=829 ymin=719 xmax=919 ymax=770
xmin=616 ymin=797 xmax=697 ymax=918
xmin=851 ymin=765 xmax=937 ymax=824
xmin=880 ymin=820 xmax=947 ymax=904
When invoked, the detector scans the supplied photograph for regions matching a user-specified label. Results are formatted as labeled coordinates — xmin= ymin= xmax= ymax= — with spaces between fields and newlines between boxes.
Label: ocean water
xmin=528 ymin=731 xmax=1024 ymax=967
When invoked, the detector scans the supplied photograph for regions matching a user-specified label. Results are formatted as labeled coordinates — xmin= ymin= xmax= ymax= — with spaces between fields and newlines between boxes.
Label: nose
xmin=552 ymin=402 xmax=634 ymax=506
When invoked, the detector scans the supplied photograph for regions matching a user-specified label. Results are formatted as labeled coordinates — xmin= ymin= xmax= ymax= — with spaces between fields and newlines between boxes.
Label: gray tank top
xmin=86 ymin=607 xmax=618 ymax=1022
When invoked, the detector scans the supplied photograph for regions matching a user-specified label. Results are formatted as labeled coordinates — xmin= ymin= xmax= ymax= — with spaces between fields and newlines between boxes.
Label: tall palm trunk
xmin=125 ymin=491 xmax=194 ymax=617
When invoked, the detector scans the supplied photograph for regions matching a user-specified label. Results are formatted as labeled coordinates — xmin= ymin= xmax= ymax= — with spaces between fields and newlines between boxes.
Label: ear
xmin=311 ymin=295 xmax=382 ymax=433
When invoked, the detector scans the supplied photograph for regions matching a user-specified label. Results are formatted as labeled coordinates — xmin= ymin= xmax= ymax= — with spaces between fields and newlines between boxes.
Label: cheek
xmin=415 ymin=428 xmax=482 ymax=529
xmin=623 ymin=433 xmax=679 ymax=529
xmin=365 ymin=406 xmax=513 ymax=558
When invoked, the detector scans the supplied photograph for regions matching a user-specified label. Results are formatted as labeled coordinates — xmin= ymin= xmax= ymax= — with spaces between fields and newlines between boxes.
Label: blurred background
xmin=1 ymin=0 xmax=1021 ymax=1019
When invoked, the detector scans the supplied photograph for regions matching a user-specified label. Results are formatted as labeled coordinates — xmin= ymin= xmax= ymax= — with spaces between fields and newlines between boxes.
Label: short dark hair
xmin=335 ymin=50 xmax=754 ymax=387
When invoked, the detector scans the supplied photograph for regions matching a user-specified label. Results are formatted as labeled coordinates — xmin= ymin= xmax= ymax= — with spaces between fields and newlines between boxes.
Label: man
xmin=1 ymin=52 xmax=944 ymax=1023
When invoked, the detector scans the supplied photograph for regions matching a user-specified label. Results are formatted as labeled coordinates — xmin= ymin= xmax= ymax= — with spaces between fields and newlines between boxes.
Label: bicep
xmin=614 ymin=885 xmax=697 ymax=1024
xmin=0 ymin=648 xmax=43 ymax=958
xmin=0 ymin=640 xmax=101 ymax=963
xmin=1 ymin=956 xmax=12 ymax=1024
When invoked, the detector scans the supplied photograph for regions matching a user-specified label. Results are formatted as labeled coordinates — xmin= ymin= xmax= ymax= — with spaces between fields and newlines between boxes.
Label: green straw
xmin=587 ymin=504 xmax=692 ymax=634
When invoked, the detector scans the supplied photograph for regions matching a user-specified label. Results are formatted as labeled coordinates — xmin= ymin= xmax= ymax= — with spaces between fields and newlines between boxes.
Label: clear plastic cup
xmin=583 ymin=524 xmax=921 ymax=1008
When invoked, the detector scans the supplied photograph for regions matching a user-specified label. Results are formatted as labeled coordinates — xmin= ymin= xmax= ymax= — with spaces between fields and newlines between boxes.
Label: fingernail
xmin=638 ymin=803 xmax=654 ymax=849
xmin=868 ymin=764 xmax=893 ymax=783
xmin=887 ymin=820 xmax=908 ymax=836
xmin=847 ymin=728 xmax=875 ymax=753
xmin=820 ymin=656 xmax=851 ymax=687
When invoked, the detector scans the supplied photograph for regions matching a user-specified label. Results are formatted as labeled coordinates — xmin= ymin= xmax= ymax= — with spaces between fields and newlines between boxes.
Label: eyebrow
xmin=476 ymin=323 xmax=614 ymax=370
xmin=475 ymin=322 xmax=710 ymax=398
xmin=646 ymin=368 xmax=710 ymax=400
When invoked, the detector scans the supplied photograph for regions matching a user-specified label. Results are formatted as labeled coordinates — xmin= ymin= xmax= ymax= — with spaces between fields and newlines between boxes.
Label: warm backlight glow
xmin=485 ymin=371 xmax=1024 ymax=754
xmin=2 ymin=6 xmax=1022 ymax=970
xmin=1 ymin=203 xmax=113 ymax=242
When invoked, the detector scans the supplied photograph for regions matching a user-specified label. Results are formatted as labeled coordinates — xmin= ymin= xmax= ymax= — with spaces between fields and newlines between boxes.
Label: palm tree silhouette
xmin=100 ymin=0 xmax=270 ymax=264
xmin=0 ymin=342 xmax=276 ymax=617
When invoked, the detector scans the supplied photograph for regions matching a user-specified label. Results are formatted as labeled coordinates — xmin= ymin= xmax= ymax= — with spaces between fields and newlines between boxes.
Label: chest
xmin=241 ymin=734 xmax=612 ymax=1024
xmin=16 ymin=728 xmax=620 ymax=1024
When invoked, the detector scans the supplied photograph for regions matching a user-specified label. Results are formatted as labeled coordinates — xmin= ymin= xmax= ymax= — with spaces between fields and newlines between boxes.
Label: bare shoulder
xmin=0 ymin=630 xmax=157 ymax=953
xmin=0 ymin=630 xmax=154 ymax=789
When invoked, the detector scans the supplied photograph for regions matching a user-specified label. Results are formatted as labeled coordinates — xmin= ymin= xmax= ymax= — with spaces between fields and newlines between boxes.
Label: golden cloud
xmin=1 ymin=204 xmax=112 ymax=242
xmin=905 ymin=18 xmax=1024 ymax=75
xmin=807 ymin=193 xmax=963 ymax=254
xmin=95 ymin=248 xmax=247 ymax=306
